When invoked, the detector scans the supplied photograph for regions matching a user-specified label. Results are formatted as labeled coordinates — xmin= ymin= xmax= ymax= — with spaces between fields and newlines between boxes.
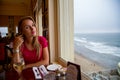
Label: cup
xmin=43 ymin=72 xmax=56 ymax=80
xmin=13 ymin=57 xmax=25 ymax=74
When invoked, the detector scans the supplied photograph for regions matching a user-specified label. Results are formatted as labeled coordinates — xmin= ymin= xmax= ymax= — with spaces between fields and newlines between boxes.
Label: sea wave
xmin=74 ymin=37 xmax=120 ymax=57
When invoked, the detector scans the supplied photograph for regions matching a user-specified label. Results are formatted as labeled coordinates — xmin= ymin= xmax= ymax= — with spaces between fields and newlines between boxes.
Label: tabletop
xmin=5 ymin=67 xmax=66 ymax=80
xmin=5 ymin=62 xmax=78 ymax=80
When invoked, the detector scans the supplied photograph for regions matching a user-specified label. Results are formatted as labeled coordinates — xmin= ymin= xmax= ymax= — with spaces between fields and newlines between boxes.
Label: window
xmin=57 ymin=0 xmax=74 ymax=62
xmin=74 ymin=0 xmax=120 ymax=74
xmin=16 ymin=26 xmax=18 ymax=33
xmin=0 ymin=27 xmax=8 ymax=37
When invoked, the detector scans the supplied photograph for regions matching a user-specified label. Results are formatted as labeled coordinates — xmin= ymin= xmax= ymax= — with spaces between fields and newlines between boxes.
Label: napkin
xmin=32 ymin=67 xmax=42 ymax=79
xmin=39 ymin=65 xmax=49 ymax=76
xmin=32 ymin=65 xmax=49 ymax=79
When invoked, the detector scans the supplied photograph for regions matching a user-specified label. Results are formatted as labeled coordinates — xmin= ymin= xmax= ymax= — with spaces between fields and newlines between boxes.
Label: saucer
xmin=47 ymin=64 xmax=62 ymax=71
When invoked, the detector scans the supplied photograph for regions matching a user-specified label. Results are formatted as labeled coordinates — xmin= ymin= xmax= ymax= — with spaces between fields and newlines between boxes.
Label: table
xmin=5 ymin=68 xmax=66 ymax=80
xmin=5 ymin=68 xmax=38 ymax=80
xmin=22 ymin=68 xmax=36 ymax=80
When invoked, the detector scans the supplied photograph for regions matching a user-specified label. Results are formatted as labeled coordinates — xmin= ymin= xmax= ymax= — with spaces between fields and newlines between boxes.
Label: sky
xmin=74 ymin=0 xmax=120 ymax=33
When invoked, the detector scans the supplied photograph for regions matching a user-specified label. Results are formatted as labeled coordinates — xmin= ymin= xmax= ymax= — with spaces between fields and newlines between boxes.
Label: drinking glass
xmin=43 ymin=72 xmax=56 ymax=80
xmin=13 ymin=57 xmax=25 ymax=75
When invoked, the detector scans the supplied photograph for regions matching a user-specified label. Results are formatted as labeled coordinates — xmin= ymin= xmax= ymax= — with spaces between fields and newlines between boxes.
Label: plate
xmin=47 ymin=64 xmax=62 ymax=71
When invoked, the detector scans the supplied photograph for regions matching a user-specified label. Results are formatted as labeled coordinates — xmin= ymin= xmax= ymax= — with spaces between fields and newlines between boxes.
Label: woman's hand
xmin=13 ymin=35 xmax=24 ymax=50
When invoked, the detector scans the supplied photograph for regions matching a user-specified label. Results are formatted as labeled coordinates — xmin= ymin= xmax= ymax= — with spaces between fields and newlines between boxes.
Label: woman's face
xmin=21 ymin=19 xmax=37 ymax=38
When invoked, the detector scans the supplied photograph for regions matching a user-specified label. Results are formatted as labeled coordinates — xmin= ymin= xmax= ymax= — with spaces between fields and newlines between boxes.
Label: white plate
xmin=47 ymin=64 xmax=62 ymax=71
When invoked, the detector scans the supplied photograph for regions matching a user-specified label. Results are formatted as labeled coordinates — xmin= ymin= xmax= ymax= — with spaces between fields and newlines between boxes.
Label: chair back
xmin=0 ymin=43 xmax=6 ymax=63
xmin=5 ymin=45 xmax=13 ymax=65
xmin=0 ymin=43 xmax=13 ymax=70
xmin=66 ymin=61 xmax=81 ymax=80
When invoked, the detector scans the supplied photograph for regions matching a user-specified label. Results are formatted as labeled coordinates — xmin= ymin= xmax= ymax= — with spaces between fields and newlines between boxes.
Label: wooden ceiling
xmin=0 ymin=0 xmax=30 ymax=5
xmin=0 ymin=0 xmax=33 ymax=16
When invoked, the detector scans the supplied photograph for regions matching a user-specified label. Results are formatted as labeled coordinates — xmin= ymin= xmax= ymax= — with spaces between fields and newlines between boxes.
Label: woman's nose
xmin=30 ymin=26 xmax=34 ymax=30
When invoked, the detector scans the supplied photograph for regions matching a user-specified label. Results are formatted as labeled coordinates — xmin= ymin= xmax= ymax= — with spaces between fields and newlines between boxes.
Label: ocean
xmin=74 ymin=33 xmax=120 ymax=57
xmin=74 ymin=33 xmax=120 ymax=69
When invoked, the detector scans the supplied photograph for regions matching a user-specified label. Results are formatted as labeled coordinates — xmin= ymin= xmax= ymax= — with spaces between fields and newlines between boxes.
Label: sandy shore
xmin=74 ymin=41 xmax=120 ymax=74
xmin=74 ymin=53 xmax=105 ymax=74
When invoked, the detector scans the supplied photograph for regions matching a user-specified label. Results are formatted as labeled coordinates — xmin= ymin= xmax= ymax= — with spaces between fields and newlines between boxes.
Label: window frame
xmin=57 ymin=0 xmax=74 ymax=63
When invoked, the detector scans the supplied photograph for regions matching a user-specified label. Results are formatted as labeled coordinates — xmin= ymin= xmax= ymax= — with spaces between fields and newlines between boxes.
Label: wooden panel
xmin=42 ymin=0 xmax=48 ymax=40
xmin=31 ymin=0 xmax=37 ymax=11
xmin=0 ymin=15 xmax=8 ymax=26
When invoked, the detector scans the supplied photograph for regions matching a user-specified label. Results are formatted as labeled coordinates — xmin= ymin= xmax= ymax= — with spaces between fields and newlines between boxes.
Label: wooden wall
xmin=0 ymin=15 xmax=22 ymax=34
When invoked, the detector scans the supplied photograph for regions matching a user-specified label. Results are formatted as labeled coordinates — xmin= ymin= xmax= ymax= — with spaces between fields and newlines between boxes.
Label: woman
xmin=12 ymin=16 xmax=49 ymax=79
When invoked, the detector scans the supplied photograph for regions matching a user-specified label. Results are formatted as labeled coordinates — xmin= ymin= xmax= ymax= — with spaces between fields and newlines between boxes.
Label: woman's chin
xmin=32 ymin=34 xmax=37 ymax=37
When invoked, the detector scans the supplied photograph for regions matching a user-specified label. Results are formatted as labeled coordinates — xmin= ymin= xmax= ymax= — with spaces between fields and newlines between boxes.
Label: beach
xmin=74 ymin=43 xmax=120 ymax=74
xmin=74 ymin=53 xmax=105 ymax=74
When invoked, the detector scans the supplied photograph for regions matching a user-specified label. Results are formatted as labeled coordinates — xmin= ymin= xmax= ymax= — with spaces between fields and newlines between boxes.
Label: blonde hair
xmin=18 ymin=16 xmax=40 ymax=58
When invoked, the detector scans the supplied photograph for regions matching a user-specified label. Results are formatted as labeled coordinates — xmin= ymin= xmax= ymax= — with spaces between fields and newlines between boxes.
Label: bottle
xmin=117 ymin=62 xmax=120 ymax=75
xmin=55 ymin=69 xmax=61 ymax=80
xmin=61 ymin=71 xmax=66 ymax=80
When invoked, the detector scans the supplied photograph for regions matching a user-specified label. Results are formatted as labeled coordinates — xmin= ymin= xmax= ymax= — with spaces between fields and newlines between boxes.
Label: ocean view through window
xmin=74 ymin=0 xmax=120 ymax=74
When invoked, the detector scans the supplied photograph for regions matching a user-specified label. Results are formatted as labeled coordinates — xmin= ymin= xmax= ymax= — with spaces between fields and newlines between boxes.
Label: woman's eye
xmin=24 ymin=26 xmax=29 ymax=29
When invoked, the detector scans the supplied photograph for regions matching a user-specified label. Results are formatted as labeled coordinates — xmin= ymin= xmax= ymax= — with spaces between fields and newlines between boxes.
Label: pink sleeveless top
xmin=21 ymin=36 xmax=48 ymax=64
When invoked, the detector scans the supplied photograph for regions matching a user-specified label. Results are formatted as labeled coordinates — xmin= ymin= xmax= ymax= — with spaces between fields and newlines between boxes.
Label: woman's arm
xmin=12 ymin=35 xmax=24 ymax=63
xmin=24 ymin=47 xmax=49 ymax=69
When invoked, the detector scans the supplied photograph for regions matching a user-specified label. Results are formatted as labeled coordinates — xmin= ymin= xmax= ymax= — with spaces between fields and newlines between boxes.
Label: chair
xmin=4 ymin=45 xmax=13 ymax=71
xmin=0 ymin=43 xmax=13 ymax=71
xmin=66 ymin=61 xmax=81 ymax=80
xmin=0 ymin=43 xmax=7 ymax=69
xmin=5 ymin=45 xmax=13 ymax=64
